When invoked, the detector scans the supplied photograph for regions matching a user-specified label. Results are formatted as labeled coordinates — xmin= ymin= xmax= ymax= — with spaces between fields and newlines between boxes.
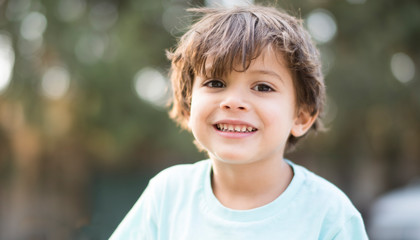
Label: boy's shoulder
xmin=289 ymin=161 xmax=361 ymax=222
xmin=289 ymin=161 xmax=367 ymax=239
xmin=290 ymin=161 xmax=352 ymax=203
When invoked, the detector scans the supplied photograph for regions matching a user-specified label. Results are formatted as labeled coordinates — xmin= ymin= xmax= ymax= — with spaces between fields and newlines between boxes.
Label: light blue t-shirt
xmin=110 ymin=160 xmax=368 ymax=239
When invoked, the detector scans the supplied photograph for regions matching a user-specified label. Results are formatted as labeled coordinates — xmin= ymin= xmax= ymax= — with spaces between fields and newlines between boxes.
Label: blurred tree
xmin=0 ymin=0 xmax=419 ymax=238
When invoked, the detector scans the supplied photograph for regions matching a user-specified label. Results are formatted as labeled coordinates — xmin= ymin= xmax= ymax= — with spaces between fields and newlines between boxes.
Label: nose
xmin=219 ymin=91 xmax=249 ymax=111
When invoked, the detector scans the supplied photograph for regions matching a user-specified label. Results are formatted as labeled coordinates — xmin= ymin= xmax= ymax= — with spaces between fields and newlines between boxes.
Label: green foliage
xmin=0 ymin=0 xmax=419 ymax=238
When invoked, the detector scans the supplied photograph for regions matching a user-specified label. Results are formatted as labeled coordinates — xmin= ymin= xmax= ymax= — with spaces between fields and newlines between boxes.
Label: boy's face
xmin=188 ymin=48 xmax=314 ymax=165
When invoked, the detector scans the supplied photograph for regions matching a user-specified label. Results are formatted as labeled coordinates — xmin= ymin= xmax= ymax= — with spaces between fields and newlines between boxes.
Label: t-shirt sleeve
xmin=332 ymin=214 xmax=369 ymax=240
xmin=109 ymin=181 xmax=158 ymax=240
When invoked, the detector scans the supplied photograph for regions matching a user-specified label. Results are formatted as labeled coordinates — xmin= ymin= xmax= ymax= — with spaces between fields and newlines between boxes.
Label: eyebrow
xmin=249 ymin=69 xmax=285 ymax=84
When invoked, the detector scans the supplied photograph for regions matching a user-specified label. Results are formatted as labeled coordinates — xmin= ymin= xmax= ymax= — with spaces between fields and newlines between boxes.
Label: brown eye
xmin=205 ymin=80 xmax=225 ymax=88
xmin=252 ymin=84 xmax=273 ymax=92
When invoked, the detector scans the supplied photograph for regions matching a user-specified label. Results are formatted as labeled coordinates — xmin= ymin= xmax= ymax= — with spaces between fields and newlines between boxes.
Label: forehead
xmin=200 ymin=46 xmax=291 ymax=78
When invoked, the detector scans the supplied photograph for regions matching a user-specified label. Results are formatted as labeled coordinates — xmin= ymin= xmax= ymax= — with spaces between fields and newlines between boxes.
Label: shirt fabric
xmin=110 ymin=159 xmax=368 ymax=239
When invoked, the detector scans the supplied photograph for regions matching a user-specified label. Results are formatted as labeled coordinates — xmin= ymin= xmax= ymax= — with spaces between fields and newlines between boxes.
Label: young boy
xmin=111 ymin=5 xmax=368 ymax=239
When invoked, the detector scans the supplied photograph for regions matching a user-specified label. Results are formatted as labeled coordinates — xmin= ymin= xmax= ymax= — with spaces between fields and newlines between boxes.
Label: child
xmin=111 ymin=5 xmax=368 ymax=239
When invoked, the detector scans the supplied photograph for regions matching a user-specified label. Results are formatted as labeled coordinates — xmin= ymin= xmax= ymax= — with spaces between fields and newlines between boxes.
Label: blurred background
xmin=0 ymin=0 xmax=419 ymax=239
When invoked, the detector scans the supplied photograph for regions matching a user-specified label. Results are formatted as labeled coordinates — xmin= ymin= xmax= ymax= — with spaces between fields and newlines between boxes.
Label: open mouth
xmin=214 ymin=123 xmax=257 ymax=133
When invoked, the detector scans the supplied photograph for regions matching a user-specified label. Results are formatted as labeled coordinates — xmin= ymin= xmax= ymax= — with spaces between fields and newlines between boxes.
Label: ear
xmin=291 ymin=108 xmax=318 ymax=137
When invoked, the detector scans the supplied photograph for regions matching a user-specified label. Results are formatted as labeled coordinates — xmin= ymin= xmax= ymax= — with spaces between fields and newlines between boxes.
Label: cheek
xmin=262 ymin=100 xmax=295 ymax=128
xmin=188 ymin=105 xmax=198 ymax=129
xmin=189 ymin=95 xmax=206 ymax=127
xmin=191 ymin=92 xmax=215 ymax=113
xmin=189 ymin=96 xmax=200 ymax=118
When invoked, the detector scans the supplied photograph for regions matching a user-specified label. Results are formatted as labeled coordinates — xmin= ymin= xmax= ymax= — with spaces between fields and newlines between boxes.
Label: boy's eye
xmin=252 ymin=84 xmax=274 ymax=92
xmin=204 ymin=80 xmax=225 ymax=88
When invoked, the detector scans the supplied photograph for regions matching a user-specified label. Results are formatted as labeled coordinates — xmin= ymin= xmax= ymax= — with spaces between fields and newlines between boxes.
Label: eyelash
xmin=203 ymin=80 xmax=274 ymax=92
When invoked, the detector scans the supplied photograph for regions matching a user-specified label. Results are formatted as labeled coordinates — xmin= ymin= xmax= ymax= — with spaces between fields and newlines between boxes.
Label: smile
xmin=215 ymin=123 xmax=257 ymax=133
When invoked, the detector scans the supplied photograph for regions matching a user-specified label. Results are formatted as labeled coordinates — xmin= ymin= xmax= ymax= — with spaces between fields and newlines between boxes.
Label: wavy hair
xmin=167 ymin=5 xmax=325 ymax=151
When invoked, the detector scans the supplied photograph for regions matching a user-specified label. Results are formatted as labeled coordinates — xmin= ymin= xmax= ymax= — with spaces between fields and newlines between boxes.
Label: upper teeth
xmin=216 ymin=124 xmax=256 ymax=133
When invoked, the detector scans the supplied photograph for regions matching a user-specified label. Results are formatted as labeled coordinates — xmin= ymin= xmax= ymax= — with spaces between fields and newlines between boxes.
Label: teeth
xmin=216 ymin=123 xmax=256 ymax=133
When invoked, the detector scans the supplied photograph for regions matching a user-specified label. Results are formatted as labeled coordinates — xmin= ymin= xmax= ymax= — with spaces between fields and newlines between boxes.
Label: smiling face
xmin=188 ymin=48 xmax=315 ymax=165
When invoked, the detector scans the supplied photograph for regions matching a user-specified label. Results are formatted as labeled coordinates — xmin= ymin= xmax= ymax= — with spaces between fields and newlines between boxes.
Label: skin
xmin=187 ymin=47 xmax=317 ymax=210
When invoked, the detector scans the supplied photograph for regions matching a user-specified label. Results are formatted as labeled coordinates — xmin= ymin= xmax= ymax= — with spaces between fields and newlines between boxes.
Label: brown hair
xmin=167 ymin=5 xmax=325 ymax=151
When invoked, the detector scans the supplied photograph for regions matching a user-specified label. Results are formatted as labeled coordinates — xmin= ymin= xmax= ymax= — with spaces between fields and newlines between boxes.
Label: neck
xmin=210 ymin=157 xmax=293 ymax=210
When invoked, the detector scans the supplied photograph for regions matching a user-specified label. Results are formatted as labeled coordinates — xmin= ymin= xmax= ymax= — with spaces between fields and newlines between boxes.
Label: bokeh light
xmin=0 ymin=33 xmax=15 ymax=94
xmin=1 ymin=0 xmax=420 ymax=239
xmin=134 ymin=67 xmax=169 ymax=107
xmin=41 ymin=66 xmax=71 ymax=100
xmin=390 ymin=52 xmax=415 ymax=84
xmin=306 ymin=9 xmax=337 ymax=44
xmin=20 ymin=12 xmax=47 ymax=41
